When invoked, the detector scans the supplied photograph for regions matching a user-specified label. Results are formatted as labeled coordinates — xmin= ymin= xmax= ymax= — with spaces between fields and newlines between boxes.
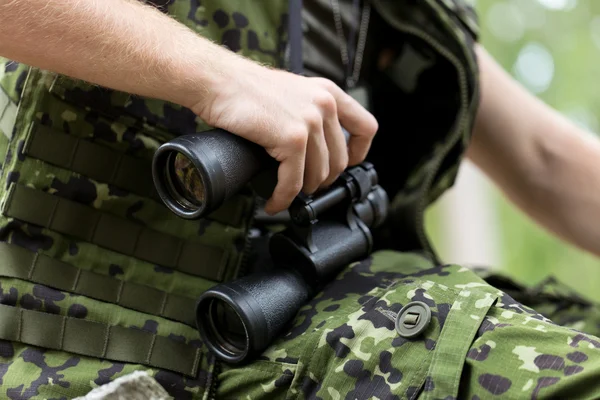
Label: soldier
xmin=0 ymin=0 xmax=599 ymax=399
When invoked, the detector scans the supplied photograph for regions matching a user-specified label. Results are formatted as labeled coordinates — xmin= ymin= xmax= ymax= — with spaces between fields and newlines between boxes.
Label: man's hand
xmin=0 ymin=0 xmax=378 ymax=215
xmin=194 ymin=61 xmax=378 ymax=215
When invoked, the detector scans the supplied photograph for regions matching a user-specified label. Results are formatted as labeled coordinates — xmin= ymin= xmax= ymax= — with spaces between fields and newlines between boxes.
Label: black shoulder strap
xmin=288 ymin=0 xmax=304 ymax=75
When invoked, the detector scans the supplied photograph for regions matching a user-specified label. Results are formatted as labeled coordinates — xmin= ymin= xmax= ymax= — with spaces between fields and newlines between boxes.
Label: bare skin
xmin=468 ymin=44 xmax=600 ymax=258
xmin=0 ymin=0 xmax=378 ymax=215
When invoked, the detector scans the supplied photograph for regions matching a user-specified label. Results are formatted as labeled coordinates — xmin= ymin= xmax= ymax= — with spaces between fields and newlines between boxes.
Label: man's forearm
xmin=467 ymin=44 xmax=600 ymax=258
xmin=0 ymin=0 xmax=239 ymax=110
xmin=0 ymin=0 xmax=380 ymax=215
xmin=532 ymin=115 xmax=600 ymax=256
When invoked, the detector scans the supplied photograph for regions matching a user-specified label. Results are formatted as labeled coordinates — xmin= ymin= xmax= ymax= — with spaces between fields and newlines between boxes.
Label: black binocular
xmin=152 ymin=129 xmax=389 ymax=364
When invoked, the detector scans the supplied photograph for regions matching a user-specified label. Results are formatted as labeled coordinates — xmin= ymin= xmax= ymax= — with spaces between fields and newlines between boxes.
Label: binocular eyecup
xmin=196 ymin=268 xmax=311 ymax=364
xmin=151 ymin=129 xmax=274 ymax=219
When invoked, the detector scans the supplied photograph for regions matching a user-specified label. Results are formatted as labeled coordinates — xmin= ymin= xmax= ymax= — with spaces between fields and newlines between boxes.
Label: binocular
xmin=152 ymin=129 xmax=389 ymax=364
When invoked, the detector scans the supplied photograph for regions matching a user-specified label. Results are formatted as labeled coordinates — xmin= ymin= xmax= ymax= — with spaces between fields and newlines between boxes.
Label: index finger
xmin=264 ymin=150 xmax=306 ymax=215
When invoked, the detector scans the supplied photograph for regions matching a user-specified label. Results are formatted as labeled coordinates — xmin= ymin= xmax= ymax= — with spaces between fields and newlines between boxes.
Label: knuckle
xmin=309 ymin=76 xmax=325 ymax=86
xmin=367 ymin=118 xmax=379 ymax=137
xmin=314 ymin=77 xmax=336 ymax=91
xmin=314 ymin=92 xmax=337 ymax=113
xmin=286 ymin=126 xmax=308 ymax=150
xmin=304 ymin=110 xmax=323 ymax=132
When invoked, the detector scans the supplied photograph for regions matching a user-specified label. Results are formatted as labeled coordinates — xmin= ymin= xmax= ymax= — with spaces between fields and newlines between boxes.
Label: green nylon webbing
xmin=0 ymin=241 xmax=195 ymax=326
xmin=0 ymin=304 xmax=203 ymax=377
xmin=25 ymin=122 xmax=158 ymax=201
xmin=23 ymin=122 xmax=245 ymax=227
xmin=0 ymin=87 xmax=17 ymax=139
xmin=2 ymin=184 xmax=228 ymax=281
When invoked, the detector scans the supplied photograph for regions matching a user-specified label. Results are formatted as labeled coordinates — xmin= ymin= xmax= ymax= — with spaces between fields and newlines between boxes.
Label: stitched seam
xmin=46 ymin=196 xmax=60 ymax=228
xmin=130 ymin=226 xmax=144 ymax=262
xmin=1 ymin=183 xmax=16 ymax=216
xmin=405 ymin=283 xmax=450 ymax=399
xmin=191 ymin=348 xmax=202 ymax=377
xmin=108 ymin=153 xmax=124 ymax=184
xmin=423 ymin=292 xmax=494 ymax=400
xmin=375 ymin=306 xmax=397 ymax=323
xmin=102 ymin=324 xmax=111 ymax=357
xmin=215 ymin=247 xmax=229 ymax=281
xmin=88 ymin=211 xmax=103 ymax=243
xmin=67 ymin=135 xmax=81 ymax=169
xmin=407 ymin=347 xmax=435 ymax=400
xmin=0 ymin=95 xmax=8 ymax=121
xmin=27 ymin=252 xmax=39 ymax=280
xmin=116 ymin=280 xmax=125 ymax=303
xmin=71 ymin=267 xmax=82 ymax=291
xmin=20 ymin=122 xmax=35 ymax=154
xmin=159 ymin=293 xmax=168 ymax=316
xmin=449 ymin=297 xmax=493 ymax=398
xmin=17 ymin=308 xmax=23 ymax=341
xmin=427 ymin=292 xmax=466 ymax=372
xmin=146 ymin=334 xmax=157 ymax=365
xmin=58 ymin=316 xmax=67 ymax=349
xmin=173 ymin=239 xmax=185 ymax=270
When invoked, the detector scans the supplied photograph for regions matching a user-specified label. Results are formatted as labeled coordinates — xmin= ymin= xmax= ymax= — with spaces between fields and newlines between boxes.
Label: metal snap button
xmin=395 ymin=301 xmax=432 ymax=338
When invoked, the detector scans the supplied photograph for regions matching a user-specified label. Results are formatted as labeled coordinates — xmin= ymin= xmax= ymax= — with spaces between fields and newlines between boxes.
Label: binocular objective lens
xmin=166 ymin=152 xmax=205 ymax=209
xmin=207 ymin=300 xmax=248 ymax=356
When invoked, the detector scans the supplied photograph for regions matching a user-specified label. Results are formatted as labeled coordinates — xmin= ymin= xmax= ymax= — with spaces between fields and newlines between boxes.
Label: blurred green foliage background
xmin=425 ymin=0 xmax=600 ymax=301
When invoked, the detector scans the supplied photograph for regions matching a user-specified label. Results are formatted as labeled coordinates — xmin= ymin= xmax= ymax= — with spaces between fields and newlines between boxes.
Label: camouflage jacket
xmin=3 ymin=1 xmax=600 ymax=400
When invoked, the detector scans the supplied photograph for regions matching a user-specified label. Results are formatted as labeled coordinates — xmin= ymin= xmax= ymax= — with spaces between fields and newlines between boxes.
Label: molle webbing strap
xmin=0 ymin=86 xmax=18 ymax=139
xmin=23 ymin=123 xmax=245 ymax=227
xmin=0 ymin=242 xmax=195 ymax=326
xmin=0 ymin=304 xmax=203 ymax=377
xmin=3 ymin=184 xmax=228 ymax=282
xmin=25 ymin=122 xmax=158 ymax=201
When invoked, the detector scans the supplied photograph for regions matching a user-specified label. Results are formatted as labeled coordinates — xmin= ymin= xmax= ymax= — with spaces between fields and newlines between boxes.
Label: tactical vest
xmin=0 ymin=0 xmax=479 ymax=397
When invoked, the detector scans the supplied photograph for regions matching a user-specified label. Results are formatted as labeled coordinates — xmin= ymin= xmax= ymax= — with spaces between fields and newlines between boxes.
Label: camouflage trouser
xmin=1 ymin=250 xmax=600 ymax=399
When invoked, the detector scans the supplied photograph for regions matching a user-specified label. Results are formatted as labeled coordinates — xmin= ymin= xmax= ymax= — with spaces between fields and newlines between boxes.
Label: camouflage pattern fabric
xmin=474 ymin=268 xmax=600 ymax=339
xmin=2 ymin=251 xmax=600 ymax=399
xmin=1 ymin=0 xmax=600 ymax=399
xmin=218 ymin=251 xmax=600 ymax=399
